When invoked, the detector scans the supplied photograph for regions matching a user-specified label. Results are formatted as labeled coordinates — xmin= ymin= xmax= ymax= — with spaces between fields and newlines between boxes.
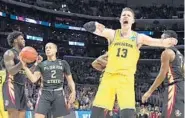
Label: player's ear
xmin=14 ymin=39 xmax=18 ymax=43
xmin=132 ymin=18 xmax=135 ymax=24
xmin=119 ymin=17 xmax=121 ymax=24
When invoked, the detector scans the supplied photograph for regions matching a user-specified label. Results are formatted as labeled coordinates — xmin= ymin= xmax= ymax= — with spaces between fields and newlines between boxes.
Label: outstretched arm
xmin=138 ymin=34 xmax=178 ymax=48
xmin=83 ymin=21 xmax=115 ymax=44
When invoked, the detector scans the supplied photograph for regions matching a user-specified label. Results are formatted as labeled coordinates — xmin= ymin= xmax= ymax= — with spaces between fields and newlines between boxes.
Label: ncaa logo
xmin=175 ymin=109 xmax=182 ymax=117
xmin=5 ymin=100 xmax=9 ymax=106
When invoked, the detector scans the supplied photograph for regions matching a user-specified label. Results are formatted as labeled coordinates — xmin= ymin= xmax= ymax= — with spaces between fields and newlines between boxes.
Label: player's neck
xmin=47 ymin=56 xmax=57 ymax=61
xmin=120 ymin=28 xmax=132 ymax=37
xmin=13 ymin=45 xmax=21 ymax=53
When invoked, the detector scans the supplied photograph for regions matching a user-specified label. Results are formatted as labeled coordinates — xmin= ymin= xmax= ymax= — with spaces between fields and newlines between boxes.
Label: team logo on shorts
xmin=5 ymin=100 xmax=9 ymax=106
xmin=175 ymin=109 xmax=182 ymax=117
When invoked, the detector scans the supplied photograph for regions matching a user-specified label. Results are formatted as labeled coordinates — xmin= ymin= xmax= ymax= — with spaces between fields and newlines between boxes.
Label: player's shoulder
xmin=161 ymin=48 xmax=175 ymax=61
xmin=137 ymin=33 xmax=146 ymax=39
xmin=162 ymin=48 xmax=175 ymax=56
xmin=3 ymin=49 xmax=15 ymax=60
xmin=39 ymin=60 xmax=48 ymax=66
xmin=4 ymin=49 xmax=14 ymax=57
xmin=60 ymin=59 xmax=69 ymax=64
xmin=0 ymin=69 xmax=6 ymax=74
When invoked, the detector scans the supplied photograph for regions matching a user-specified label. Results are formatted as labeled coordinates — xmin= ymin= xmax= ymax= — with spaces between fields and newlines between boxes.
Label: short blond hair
xmin=121 ymin=7 xmax=135 ymax=18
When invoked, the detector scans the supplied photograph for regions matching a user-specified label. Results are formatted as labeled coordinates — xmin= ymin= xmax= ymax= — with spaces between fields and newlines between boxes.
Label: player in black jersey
xmin=142 ymin=30 xmax=184 ymax=118
xmin=2 ymin=31 xmax=39 ymax=118
xmin=21 ymin=42 xmax=76 ymax=118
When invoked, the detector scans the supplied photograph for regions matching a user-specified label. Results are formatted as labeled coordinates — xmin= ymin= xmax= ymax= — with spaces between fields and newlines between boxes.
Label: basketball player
xmin=0 ymin=69 xmax=8 ymax=118
xmin=83 ymin=7 xmax=178 ymax=118
xmin=142 ymin=30 xmax=184 ymax=118
xmin=92 ymin=53 xmax=116 ymax=118
xmin=2 ymin=31 xmax=40 ymax=118
xmin=20 ymin=42 xmax=76 ymax=118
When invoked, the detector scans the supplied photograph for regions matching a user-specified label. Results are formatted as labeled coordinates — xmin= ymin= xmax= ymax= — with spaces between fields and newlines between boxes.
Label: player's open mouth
xmin=123 ymin=21 xmax=128 ymax=24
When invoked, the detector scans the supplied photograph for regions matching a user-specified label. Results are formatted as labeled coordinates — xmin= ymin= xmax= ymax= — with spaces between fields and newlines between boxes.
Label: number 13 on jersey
xmin=116 ymin=48 xmax=128 ymax=58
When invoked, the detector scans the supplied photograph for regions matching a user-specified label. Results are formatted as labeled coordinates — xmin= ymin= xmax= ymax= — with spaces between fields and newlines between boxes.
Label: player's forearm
xmin=29 ymin=63 xmax=38 ymax=73
xmin=24 ymin=67 xmax=38 ymax=83
xmin=67 ymin=77 xmax=76 ymax=93
xmin=92 ymin=62 xmax=105 ymax=72
xmin=148 ymin=74 xmax=166 ymax=93
xmin=97 ymin=58 xmax=107 ymax=66
xmin=7 ymin=62 xmax=22 ymax=75
xmin=144 ymin=38 xmax=165 ymax=47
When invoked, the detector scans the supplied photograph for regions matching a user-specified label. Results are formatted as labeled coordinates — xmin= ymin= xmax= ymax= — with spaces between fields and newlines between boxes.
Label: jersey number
xmin=116 ymin=48 xmax=128 ymax=58
xmin=51 ymin=70 xmax=56 ymax=78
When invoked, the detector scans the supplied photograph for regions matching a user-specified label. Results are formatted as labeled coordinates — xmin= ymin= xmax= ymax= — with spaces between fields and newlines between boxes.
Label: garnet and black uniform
xmin=35 ymin=59 xmax=70 ymax=117
xmin=2 ymin=48 xmax=27 ymax=110
xmin=161 ymin=47 xmax=184 ymax=118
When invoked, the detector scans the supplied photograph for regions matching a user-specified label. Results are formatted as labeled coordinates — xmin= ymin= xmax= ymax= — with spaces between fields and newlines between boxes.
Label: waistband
xmin=42 ymin=87 xmax=63 ymax=91
xmin=164 ymin=79 xmax=184 ymax=87
xmin=4 ymin=80 xmax=25 ymax=86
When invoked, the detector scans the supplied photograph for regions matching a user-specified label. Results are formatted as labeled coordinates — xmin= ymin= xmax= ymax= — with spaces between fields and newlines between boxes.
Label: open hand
xmin=19 ymin=54 xmax=27 ymax=69
xmin=36 ymin=55 xmax=43 ymax=64
xmin=163 ymin=38 xmax=178 ymax=47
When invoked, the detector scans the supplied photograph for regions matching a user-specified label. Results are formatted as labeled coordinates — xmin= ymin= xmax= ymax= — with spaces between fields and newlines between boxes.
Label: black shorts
xmin=2 ymin=81 xmax=27 ymax=111
xmin=35 ymin=88 xmax=70 ymax=117
xmin=161 ymin=81 xmax=184 ymax=118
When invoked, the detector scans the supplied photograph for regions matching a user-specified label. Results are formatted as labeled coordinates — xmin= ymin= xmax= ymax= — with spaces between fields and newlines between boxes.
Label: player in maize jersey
xmin=0 ymin=69 xmax=8 ymax=118
xmin=84 ymin=7 xmax=178 ymax=118
xmin=20 ymin=42 xmax=76 ymax=118
xmin=142 ymin=30 xmax=184 ymax=118
xmin=2 ymin=31 xmax=39 ymax=118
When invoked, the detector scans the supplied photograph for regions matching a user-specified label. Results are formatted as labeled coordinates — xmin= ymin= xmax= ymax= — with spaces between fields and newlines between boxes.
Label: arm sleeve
xmin=62 ymin=60 xmax=71 ymax=75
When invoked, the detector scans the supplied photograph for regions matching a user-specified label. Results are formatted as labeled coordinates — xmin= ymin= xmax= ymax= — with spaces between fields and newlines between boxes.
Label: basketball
xmin=20 ymin=46 xmax=38 ymax=63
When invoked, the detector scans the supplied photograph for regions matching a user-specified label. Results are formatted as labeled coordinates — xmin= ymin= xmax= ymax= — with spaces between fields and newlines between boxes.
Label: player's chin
xmin=20 ymin=44 xmax=25 ymax=48
xmin=46 ymin=54 xmax=50 ymax=56
xmin=122 ymin=23 xmax=129 ymax=26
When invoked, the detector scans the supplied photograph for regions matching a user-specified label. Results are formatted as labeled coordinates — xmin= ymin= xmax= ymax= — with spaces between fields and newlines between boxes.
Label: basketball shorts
xmin=2 ymin=81 xmax=27 ymax=111
xmin=35 ymin=88 xmax=70 ymax=117
xmin=93 ymin=72 xmax=135 ymax=110
xmin=161 ymin=81 xmax=184 ymax=118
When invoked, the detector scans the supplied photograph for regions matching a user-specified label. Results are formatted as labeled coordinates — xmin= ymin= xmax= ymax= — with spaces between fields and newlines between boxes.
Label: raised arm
xmin=3 ymin=50 xmax=22 ymax=76
xmin=138 ymin=34 xmax=178 ymax=48
xmin=24 ymin=68 xmax=41 ymax=83
xmin=20 ymin=57 xmax=41 ymax=83
xmin=83 ymin=21 xmax=115 ymax=44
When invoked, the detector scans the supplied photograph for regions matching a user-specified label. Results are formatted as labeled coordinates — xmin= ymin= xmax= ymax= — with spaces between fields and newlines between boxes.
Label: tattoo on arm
xmin=3 ymin=50 xmax=22 ymax=75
